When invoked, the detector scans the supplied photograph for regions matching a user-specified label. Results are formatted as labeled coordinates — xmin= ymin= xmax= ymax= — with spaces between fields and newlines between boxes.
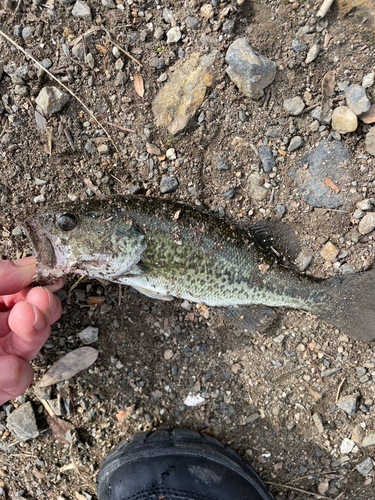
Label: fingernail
xmin=31 ymin=305 xmax=46 ymax=330
xmin=43 ymin=287 xmax=58 ymax=315
xmin=14 ymin=256 xmax=37 ymax=267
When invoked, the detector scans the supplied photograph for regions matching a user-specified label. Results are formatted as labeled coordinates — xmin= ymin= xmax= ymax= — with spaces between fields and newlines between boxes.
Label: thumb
xmin=0 ymin=257 xmax=37 ymax=295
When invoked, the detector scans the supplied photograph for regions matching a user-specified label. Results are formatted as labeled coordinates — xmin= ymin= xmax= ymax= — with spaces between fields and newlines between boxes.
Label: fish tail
xmin=312 ymin=269 xmax=375 ymax=341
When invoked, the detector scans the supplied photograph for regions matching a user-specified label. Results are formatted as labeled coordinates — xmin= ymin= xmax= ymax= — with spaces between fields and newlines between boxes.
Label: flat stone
xmin=283 ymin=96 xmax=305 ymax=116
xmin=295 ymin=249 xmax=313 ymax=271
xmin=7 ymin=402 xmax=39 ymax=441
xmin=362 ymin=433 xmax=375 ymax=448
xmin=336 ymin=394 xmax=358 ymax=416
xmin=160 ymin=175 xmax=178 ymax=193
xmin=305 ymin=43 xmax=319 ymax=63
xmin=331 ymin=106 xmax=358 ymax=134
xmin=85 ymin=140 xmax=97 ymax=154
xmin=163 ymin=7 xmax=175 ymax=24
xmin=146 ymin=143 xmax=161 ymax=156
xmin=152 ymin=52 xmax=217 ymax=135
xmin=72 ymin=43 xmax=85 ymax=61
xmin=365 ymin=128 xmax=375 ymax=155
xmin=292 ymin=38 xmax=307 ymax=53
xmin=321 ymin=241 xmax=339 ymax=261
xmin=248 ymin=172 xmax=268 ymax=201
xmin=345 ymin=84 xmax=371 ymax=116
xmin=356 ymin=457 xmax=373 ymax=477
xmin=184 ymin=394 xmax=205 ymax=406
xmin=78 ymin=326 xmax=99 ymax=344
xmin=340 ymin=438 xmax=355 ymax=454
xmin=351 ymin=424 xmax=365 ymax=444
xmin=164 ymin=349 xmax=173 ymax=360
xmin=86 ymin=53 xmax=94 ymax=69
xmin=288 ymin=140 xmax=351 ymax=209
xmin=36 ymin=86 xmax=70 ymax=115
xmin=288 ymin=136 xmax=303 ymax=152
xmin=154 ymin=27 xmax=164 ymax=41
xmin=362 ymin=73 xmax=374 ymax=89
xmin=357 ymin=199 xmax=372 ymax=211
xmin=331 ymin=456 xmax=350 ymax=468
xmin=102 ymin=0 xmax=115 ymax=7
xmin=358 ymin=212 xmax=375 ymax=235
xmin=214 ymin=155 xmax=230 ymax=171
xmin=312 ymin=412 xmax=324 ymax=433
xmin=258 ymin=146 xmax=276 ymax=173
xmin=201 ymin=4 xmax=214 ymax=19
xmin=359 ymin=105 xmax=375 ymax=124
xmin=72 ymin=0 xmax=92 ymax=21
xmin=166 ymin=27 xmax=181 ymax=44
xmin=225 ymin=38 xmax=276 ymax=100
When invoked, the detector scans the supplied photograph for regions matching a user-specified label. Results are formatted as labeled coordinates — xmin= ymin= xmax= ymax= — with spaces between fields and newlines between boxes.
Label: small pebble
xmin=357 ymin=199 xmax=372 ymax=211
xmin=164 ymin=349 xmax=173 ymax=360
xmin=340 ymin=438 xmax=355 ymax=455
xmin=336 ymin=394 xmax=358 ymax=416
xmin=292 ymin=38 xmax=307 ymax=53
xmin=288 ymin=136 xmax=303 ymax=152
xmin=78 ymin=326 xmax=99 ymax=344
xmin=320 ymin=241 xmax=339 ymax=261
xmin=312 ymin=413 xmax=324 ymax=433
xmin=72 ymin=0 xmax=92 ymax=22
xmin=331 ymin=106 xmax=358 ymax=134
xmin=201 ymin=3 xmax=214 ymax=18
xmin=351 ymin=424 xmax=366 ymax=444
xmin=160 ymin=175 xmax=178 ymax=193
xmin=283 ymin=96 xmax=305 ymax=116
xmin=166 ymin=27 xmax=181 ymax=44
xmin=362 ymin=433 xmax=375 ymax=448
xmin=365 ymin=128 xmax=375 ymax=155
xmin=345 ymin=84 xmax=371 ymax=116
xmin=34 ymin=195 xmax=46 ymax=203
xmin=166 ymin=148 xmax=176 ymax=160
xmin=358 ymin=212 xmax=375 ymax=235
xmin=258 ymin=146 xmax=276 ymax=173
xmin=352 ymin=209 xmax=364 ymax=219
xmin=154 ymin=27 xmax=164 ymax=41
xmin=362 ymin=73 xmax=374 ymax=89
xmin=186 ymin=16 xmax=199 ymax=29
xmin=222 ymin=20 xmax=235 ymax=34
xmin=356 ymin=457 xmax=373 ymax=477
xmin=305 ymin=43 xmax=319 ymax=63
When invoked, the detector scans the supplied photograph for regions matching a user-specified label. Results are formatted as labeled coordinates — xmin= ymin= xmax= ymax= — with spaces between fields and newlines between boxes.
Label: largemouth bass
xmin=23 ymin=196 xmax=375 ymax=341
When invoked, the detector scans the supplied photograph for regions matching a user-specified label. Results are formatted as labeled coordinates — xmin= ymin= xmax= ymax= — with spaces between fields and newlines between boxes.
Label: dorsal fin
xmin=245 ymin=220 xmax=301 ymax=265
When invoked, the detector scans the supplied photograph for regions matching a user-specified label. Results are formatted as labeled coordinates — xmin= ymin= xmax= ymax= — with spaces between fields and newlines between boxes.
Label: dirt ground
xmin=1 ymin=0 xmax=375 ymax=498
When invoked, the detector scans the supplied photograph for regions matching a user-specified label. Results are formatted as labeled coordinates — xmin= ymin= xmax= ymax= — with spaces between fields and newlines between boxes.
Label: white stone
xmin=166 ymin=148 xmax=177 ymax=160
xmin=340 ymin=438 xmax=355 ymax=455
xmin=362 ymin=73 xmax=374 ymax=89
xmin=78 ymin=326 xmax=99 ymax=344
xmin=166 ymin=26 xmax=181 ymax=44
xmin=184 ymin=394 xmax=205 ymax=406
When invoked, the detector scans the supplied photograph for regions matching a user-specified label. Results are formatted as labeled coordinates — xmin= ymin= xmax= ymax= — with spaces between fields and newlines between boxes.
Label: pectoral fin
xmin=132 ymin=285 xmax=174 ymax=301
xmin=217 ymin=304 xmax=276 ymax=334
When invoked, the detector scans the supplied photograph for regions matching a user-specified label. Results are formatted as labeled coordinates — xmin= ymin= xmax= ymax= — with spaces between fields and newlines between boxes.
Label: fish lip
xmin=21 ymin=220 xmax=57 ymax=270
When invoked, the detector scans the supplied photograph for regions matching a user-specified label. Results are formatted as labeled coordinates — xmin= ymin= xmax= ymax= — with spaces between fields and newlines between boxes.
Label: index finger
xmin=0 ymin=257 xmax=37 ymax=295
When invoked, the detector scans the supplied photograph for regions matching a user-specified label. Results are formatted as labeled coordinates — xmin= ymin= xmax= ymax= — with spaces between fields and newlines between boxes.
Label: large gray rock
xmin=288 ymin=140 xmax=352 ymax=209
xmin=36 ymin=86 xmax=70 ymax=115
xmin=7 ymin=402 xmax=39 ymax=441
xmin=225 ymin=38 xmax=276 ymax=100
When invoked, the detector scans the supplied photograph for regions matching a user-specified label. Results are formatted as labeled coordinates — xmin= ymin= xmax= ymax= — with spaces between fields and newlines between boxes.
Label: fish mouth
xmin=21 ymin=220 xmax=57 ymax=279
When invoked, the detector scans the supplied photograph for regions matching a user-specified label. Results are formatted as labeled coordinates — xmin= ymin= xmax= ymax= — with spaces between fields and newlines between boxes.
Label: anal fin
xmin=217 ymin=304 xmax=276 ymax=334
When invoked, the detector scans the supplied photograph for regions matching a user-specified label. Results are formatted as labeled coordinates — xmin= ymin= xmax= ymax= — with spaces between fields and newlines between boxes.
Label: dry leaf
xmin=133 ymin=73 xmax=144 ymax=98
xmin=38 ymin=347 xmax=98 ymax=387
xmin=324 ymin=176 xmax=340 ymax=193
xmin=321 ymin=70 xmax=335 ymax=123
xmin=95 ymin=44 xmax=108 ymax=56
xmin=116 ymin=405 xmax=135 ymax=421
xmin=86 ymin=296 xmax=105 ymax=305
xmin=308 ymin=388 xmax=322 ymax=401
xmin=47 ymin=416 xmax=74 ymax=443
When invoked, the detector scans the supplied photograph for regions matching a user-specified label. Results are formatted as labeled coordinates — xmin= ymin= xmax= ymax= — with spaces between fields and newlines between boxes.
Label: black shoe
xmin=97 ymin=428 xmax=273 ymax=500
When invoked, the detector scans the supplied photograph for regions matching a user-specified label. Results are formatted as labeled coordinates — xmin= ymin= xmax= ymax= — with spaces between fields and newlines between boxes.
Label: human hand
xmin=0 ymin=257 xmax=64 ymax=405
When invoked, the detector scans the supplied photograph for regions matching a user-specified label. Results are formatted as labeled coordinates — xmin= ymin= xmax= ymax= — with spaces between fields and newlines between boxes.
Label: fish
xmin=22 ymin=195 xmax=375 ymax=341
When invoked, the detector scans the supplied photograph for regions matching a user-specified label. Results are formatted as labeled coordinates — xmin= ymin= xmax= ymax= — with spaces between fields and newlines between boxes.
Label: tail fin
xmin=313 ymin=269 xmax=375 ymax=341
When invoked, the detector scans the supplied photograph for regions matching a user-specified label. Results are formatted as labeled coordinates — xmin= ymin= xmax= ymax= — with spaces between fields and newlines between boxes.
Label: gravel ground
xmin=1 ymin=0 xmax=375 ymax=499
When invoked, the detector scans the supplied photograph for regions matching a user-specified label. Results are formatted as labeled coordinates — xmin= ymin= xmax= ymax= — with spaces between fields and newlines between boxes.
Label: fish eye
xmin=57 ymin=213 xmax=77 ymax=231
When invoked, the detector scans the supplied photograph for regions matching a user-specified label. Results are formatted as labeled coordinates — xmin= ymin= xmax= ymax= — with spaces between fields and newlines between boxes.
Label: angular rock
xmin=78 ymin=326 xmax=99 ymax=344
xmin=362 ymin=433 xmax=375 ymax=448
xmin=186 ymin=16 xmax=199 ymax=29
xmin=345 ymin=84 xmax=371 ymax=116
xmin=7 ymin=402 xmax=39 ymax=441
xmin=321 ymin=241 xmax=339 ymax=261
xmin=331 ymin=106 xmax=358 ymax=134
xmin=166 ymin=26 xmax=181 ymax=44
xmin=258 ymin=146 xmax=275 ymax=173
xmin=320 ymin=367 xmax=341 ymax=378
xmin=357 ymin=199 xmax=372 ymax=211
xmin=340 ymin=438 xmax=355 ymax=454
xmin=152 ymin=52 xmax=217 ymax=135
xmin=292 ymin=38 xmax=307 ymax=53
xmin=362 ymin=73 xmax=374 ymax=89
xmin=72 ymin=43 xmax=85 ymax=61
xmin=163 ymin=7 xmax=175 ymax=24
xmin=146 ymin=143 xmax=161 ymax=156
xmin=214 ymin=156 xmax=230 ymax=171
xmin=72 ymin=0 xmax=92 ymax=21
xmin=336 ymin=394 xmax=358 ymax=416
xmin=365 ymin=127 xmax=375 ymax=155
xmin=288 ymin=136 xmax=303 ymax=152
xmin=356 ymin=457 xmax=373 ymax=477
xmin=154 ymin=27 xmax=164 ymax=41
xmin=305 ymin=43 xmax=319 ymax=63
xmin=160 ymin=175 xmax=178 ymax=193
xmin=283 ymin=96 xmax=305 ymax=116
xmin=102 ymin=0 xmax=115 ymax=7
xmin=222 ymin=20 xmax=235 ymax=34
xmin=288 ymin=140 xmax=351 ymax=209
xmin=225 ymin=38 xmax=276 ymax=100
xmin=351 ymin=424 xmax=365 ymax=444
xmin=358 ymin=212 xmax=375 ymax=235
xmin=312 ymin=412 xmax=324 ymax=433
xmin=248 ymin=172 xmax=268 ymax=201
xmin=35 ymin=86 xmax=70 ymax=115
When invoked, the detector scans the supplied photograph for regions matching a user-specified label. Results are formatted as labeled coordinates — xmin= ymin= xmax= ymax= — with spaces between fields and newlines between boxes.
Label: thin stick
xmin=106 ymin=38 xmax=142 ymax=67
xmin=266 ymin=481 xmax=332 ymax=499
xmin=103 ymin=120 xmax=135 ymax=133
xmin=0 ymin=28 xmax=118 ymax=152
xmin=317 ymin=0 xmax=334 ymax=18
xmin=111 ymin=173 xmax=124 ymax=185
xmin=336 ymin=377 xmax=346 ymax=403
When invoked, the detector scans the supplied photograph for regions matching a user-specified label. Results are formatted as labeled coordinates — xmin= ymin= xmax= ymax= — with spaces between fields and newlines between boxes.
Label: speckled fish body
xmin=23 ymin=196 xmax=375 ymax=341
